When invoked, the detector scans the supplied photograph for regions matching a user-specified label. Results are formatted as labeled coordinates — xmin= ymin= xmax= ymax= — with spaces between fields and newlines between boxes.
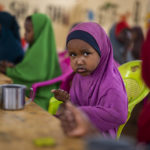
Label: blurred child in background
xmin=126 ymin=26 xmax=144 ymax=61
xmin=0 ymin=13 xmax=61 ymax=111
xmin=109 ymin=18 xmax=132 ymax=64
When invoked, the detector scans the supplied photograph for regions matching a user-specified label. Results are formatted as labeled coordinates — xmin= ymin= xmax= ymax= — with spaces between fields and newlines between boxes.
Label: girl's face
xmin=67 ymin=39 xmax=100 ymax=76
xmin=24 ymin=19 xmax=34 ymax=44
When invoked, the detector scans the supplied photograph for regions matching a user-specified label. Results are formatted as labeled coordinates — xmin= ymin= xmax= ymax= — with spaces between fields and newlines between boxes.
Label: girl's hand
xmin=0 ymin=65 xmax=6 ymax=74
xmin=0 ymin=61 xmax=14 ymax=67
xmin=0 ymin=61 xmax=14 ymax=74
xmin=51 ymin=89 xmax=70 ymax=103
xmin=60 ymin=102 xmax=98 ymax=137
xmin=5 ymin=61 xmax=14 ymax=68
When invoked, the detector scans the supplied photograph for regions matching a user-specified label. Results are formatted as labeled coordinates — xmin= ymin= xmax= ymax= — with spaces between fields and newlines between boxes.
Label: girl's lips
xmin=76 ymin=68 xmax=86 ymax=73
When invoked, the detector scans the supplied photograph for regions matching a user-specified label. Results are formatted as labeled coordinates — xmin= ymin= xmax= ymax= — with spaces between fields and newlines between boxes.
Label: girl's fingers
xmin=59 ymin=114 xmax=67 ymax=121
xmin=51 ymin=89 xmax=70 ymax=102
xmin=61 ymin=120 xmax=72 ymax=133
xmin=66 ymin=102 xmax=79 ymax=115
xmin=69 ymin=122 xmax=77 ymax=130
xmin=67 ymin=127 xmax=86 ymax=137
xmin=65 ymin=109 xmax=75 ymax=122
xmin=59 ymin=107 xmax=77 ymax=133
xmin=51 ymin=89 xmax=56 ymax=93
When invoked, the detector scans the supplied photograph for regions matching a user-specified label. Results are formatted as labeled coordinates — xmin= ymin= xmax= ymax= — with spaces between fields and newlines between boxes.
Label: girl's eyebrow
xmin=80 ymin=48 xmax=90 ymax=52
xmin=68 ymin=50 xmax=75 ymax=53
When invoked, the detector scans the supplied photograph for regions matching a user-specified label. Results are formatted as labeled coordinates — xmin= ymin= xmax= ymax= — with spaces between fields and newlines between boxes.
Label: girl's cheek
xmin=71 ymin=61 xmax=75 ymax=68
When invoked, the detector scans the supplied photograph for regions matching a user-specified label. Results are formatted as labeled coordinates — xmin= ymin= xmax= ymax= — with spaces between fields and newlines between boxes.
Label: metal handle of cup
xmin=25 ymin=88 xmax=33 ymax=105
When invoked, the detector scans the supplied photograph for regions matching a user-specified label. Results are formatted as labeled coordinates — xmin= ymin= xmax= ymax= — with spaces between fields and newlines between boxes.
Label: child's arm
xmin=59 ymin=101 xmax=98 ymax=137
xmin=77 ymin=89 xmax=128 ymax=132
xmin=51 ymin=89 xmax=98 ymax=137
xmin=0 ymin=61 xmax=14 ymax=74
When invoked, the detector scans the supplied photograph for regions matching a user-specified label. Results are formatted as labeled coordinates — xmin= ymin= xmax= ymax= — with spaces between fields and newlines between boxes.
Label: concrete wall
xmin=0 ymin=0 xmax=150 ymax=51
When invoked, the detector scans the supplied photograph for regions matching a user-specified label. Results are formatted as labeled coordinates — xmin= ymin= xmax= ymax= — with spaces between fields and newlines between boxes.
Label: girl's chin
xmin=77 ymin=71 xmax=91 ymax=76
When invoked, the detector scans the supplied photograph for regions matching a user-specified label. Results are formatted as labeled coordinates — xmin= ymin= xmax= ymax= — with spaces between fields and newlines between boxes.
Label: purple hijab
xmin=68 ymin=22 xmax=128 ymax=138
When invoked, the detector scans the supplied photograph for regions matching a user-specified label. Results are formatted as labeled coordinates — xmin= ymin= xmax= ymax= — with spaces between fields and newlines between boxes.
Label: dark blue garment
xmin=0 ymin=11 xmax=20 ymax=41
xmin=0 ymin=11 xmax=24 ymax=64
xmin=0 ymin=26 xmax=24 ymax=64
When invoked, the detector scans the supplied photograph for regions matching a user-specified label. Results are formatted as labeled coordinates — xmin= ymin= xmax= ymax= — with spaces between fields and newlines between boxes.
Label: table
xmin=0 ymin=73 xmax=84 ymax=150
xmin=0 ymin=73 xmax=13 ymax=84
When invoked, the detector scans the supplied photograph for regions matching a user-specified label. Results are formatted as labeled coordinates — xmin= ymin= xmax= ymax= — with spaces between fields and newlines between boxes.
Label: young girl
xmin=52 ymin=22 xmax=128 ymax=138
xmin=0 ymin=13 xmax=61 ymax=111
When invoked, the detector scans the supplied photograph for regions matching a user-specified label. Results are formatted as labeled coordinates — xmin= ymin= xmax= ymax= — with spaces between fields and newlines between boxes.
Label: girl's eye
xmin=83 ymin=52 xmax=90 ymax=56
xmin=69 ymin=53 xmax=76 ymax=57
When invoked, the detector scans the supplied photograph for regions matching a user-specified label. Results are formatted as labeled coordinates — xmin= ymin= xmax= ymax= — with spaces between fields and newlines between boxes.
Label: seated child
xmin=0 ymin=13 xmax=61 ymax=111
xmin=51 ymin=22 xmax=128 ymax=138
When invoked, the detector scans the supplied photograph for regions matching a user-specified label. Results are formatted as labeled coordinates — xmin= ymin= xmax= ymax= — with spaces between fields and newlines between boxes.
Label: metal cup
xmin=0 ymin=84 xmax=33 ymax=110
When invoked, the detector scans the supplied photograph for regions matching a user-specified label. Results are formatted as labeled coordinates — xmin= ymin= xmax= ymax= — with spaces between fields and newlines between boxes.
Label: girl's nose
xmin=76 ymin=57 xmax=84 ymax=65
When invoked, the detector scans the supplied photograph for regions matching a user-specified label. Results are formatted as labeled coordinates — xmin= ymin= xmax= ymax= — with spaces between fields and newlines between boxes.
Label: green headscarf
xmin=6 ymin=13 xmax=61 ymax=111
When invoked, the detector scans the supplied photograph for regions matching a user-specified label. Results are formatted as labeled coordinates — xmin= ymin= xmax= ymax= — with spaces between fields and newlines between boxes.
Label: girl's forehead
xmin=67 ymin=39 xmax=100 ymax=56
xmin=68 ymin=39 xmax=92 ymax=49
